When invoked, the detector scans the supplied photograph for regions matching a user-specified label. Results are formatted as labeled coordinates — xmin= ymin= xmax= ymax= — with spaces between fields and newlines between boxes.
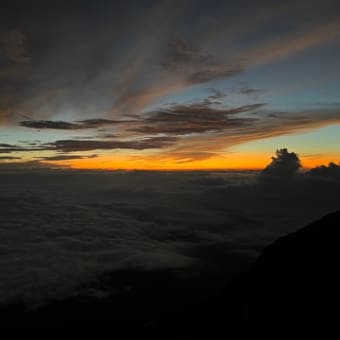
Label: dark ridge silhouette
xmin=241 ymin=210 xmax=340 ymax=333
xmin=0 ymin=211 xmax=339 ymax=336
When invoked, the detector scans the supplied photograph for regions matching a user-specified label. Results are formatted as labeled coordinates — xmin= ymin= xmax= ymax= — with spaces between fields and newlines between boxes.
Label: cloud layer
xmin=1 ymin=159 xmax=340 ymax=306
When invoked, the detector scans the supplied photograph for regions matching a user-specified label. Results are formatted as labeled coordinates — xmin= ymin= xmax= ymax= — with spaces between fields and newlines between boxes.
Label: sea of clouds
xmin=0 ymin=161 xmax=340 ymax=306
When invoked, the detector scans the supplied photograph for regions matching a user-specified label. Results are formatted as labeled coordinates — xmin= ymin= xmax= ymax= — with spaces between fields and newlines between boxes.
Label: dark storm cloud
xmin=0 ymin=156 xmax=21 ymax=160
xmin=133 ymin=103 xmax=262 ymax=135
xmin=0 ymin=145 xmax=42 ymax=153
xmin=164 ymin=107 xmax=340 ymax=159
xmin=146 ymin=103 xmax=264 ymax=121
xmin=3 ymin=104 xmax=340 ymax=163
xmin=20 ymin=118 xmax=132 ymax=130
xmin=49 ymin=136 xmax=178 ymax=152
xmin=0 ymin=143 xmax=16 ymax=147
xmin=131 ymin=103 xmax=340 ymax=153
xmin=20 ymin=120 xmax=84 ymax=130
xmin=38 ymin=154 xmax=98 ymax=161
xmin=0 ymin=136 xmax=178 ymax=155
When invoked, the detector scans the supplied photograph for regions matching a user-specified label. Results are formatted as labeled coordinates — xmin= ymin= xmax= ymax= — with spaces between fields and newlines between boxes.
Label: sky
xmin=1 ymin=0 xmax=340 ymax=170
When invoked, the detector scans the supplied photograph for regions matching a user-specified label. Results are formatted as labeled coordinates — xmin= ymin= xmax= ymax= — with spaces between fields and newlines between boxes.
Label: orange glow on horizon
xmin=43 ymin=152 xmax=339 ymax=171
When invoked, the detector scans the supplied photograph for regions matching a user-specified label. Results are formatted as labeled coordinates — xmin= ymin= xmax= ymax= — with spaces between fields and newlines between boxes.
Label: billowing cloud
xmin=260 ymin=149 xmax=301 ymax=180
xmin=307 ymin=162 xmax=340 ymax=180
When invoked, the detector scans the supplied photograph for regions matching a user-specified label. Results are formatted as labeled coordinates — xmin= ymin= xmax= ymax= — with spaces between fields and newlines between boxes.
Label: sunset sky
xmin=1 ymin=0 xmax=340 ymax=170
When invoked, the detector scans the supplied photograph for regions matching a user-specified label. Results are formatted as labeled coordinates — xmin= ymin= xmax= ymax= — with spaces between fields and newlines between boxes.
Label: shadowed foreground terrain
xmin=1 ymin=210 xmax=339 ymax=335
xmin=242 ymin=210 xmax=340 ymax=333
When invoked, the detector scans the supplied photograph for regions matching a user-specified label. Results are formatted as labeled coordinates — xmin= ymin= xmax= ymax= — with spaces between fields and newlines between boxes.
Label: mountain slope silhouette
xmin=242 ymin=210 xmax=340 ymax=333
